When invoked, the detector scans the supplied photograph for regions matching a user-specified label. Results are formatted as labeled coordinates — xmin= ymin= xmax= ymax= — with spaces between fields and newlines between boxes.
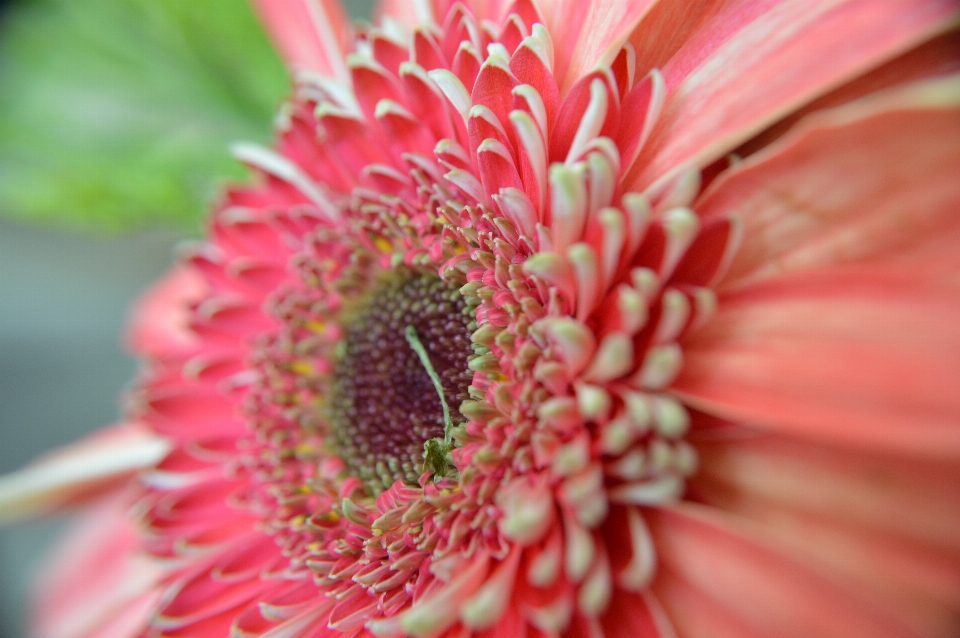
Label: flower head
xmin=4 ymin=1 xmax=960 ymax=637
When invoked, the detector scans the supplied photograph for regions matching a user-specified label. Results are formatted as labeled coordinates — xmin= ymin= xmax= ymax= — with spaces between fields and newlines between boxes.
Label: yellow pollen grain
xmin=373 ymin=236 xmax=393 ymax=253
xmin=316 ymin=511 xmax=340 ymax=523
xmin=289 ymin=360 xmax=314 ymax=375
xmin=294 ymin=443 xmax=315 ymax=456
xmin=304 ymin=320 xmax=326 ymax=334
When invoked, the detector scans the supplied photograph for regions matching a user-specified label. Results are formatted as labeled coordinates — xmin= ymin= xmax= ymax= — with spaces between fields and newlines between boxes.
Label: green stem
xmin=404 ymin=325 xmax=453 ymax=443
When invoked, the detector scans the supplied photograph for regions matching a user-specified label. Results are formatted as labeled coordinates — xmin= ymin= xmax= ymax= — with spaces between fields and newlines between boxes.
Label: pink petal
xmin=536 ymin=0 xmax=658 ymax=93
xmin=675 ymin=270 xmax=960 ymax=456
xmin=143 ymin=385 xmax=247 ymax=440
xmin=672 ymin=86 xmax=960 ymax=457
xmin=624 ymin=0 xmax=959 ymax=190
xmin=698 ymin=79 xmax=960 ymax=287
xmin=155 ymin=535 xmax=281 ymax=629
xmin=649 ymin=503 xmax=920 ymax=638
xmin=693 ymin=436 xmax=960 ymax=638
xmin=251 ymin=0 xmax=352 ymax=80
xmin=367 ymin=552 xmax=491 ymax=636
xmin=0 ymin=423 xmax=168 ymax=523
xmin=626 ymin=0 xmax=731 ymax=78
xmin=126 ymin=265 xmax=207 ymax=360
xmin=732 ymin=28 xmax=960 ymax=158
xmin=31 ymin=494 xmax=166 ymax=638
xmin=376 ymin=0 xmax=437 ymax=32
xmin=653 ymin=567 xmax=768 ymax=638
xmin=598 ymin=588 xmax=666 ymax=638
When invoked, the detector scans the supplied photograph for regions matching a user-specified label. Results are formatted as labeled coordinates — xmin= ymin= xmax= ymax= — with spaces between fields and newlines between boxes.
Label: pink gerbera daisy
xmin=2 ymin=0 xmax=960 ymax=637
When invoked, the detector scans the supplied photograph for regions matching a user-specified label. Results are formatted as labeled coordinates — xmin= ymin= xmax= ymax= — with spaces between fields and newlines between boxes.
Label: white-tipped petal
xmin=609 ymin=475 xmax=684 ymax=505
xmin=535 ymin=316 xmax=597 ymax=377
xmin=566 ymin=78 xmax=609 ymax=163
xmin=635 ymin=343 xmax=684 ymax=390
xmin=653 ymin=288 xmax=691 ymax=344
xmin=549 ymin=163 xmax=588 ymax=253
xmin=583 ymin=332 xmax=634 ymax=383
xmin=232 ymin=143 xmax=338 ymax=219
xmin=427 ymin=68 xmax=472 ymax=124
xmin=497 ymin=474 xmax=555 ymax=545
xmin=0 ymin=425 xmax=169 ymax=524
xmin=577 ymin=546 xmax=612 ymax=616
xmin=568 ymin=242 xmax=601 ymax=322
xmin=659 ymin=206 xmax=700 ymax=277
xmin=460 ymin=547 xmax=522 ymax=629
xmin=618 ymin=506 xmax=657 ymax=590
xmin=510 ymin=108 xmax=548 ymax=210
xmin=652 ymin=396 xmax=691 ymax=439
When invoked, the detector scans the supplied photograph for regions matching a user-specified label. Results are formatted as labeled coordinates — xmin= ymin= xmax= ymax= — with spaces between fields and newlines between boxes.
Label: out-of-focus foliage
xmin=0 ymin=0 xmax=289 ymax=232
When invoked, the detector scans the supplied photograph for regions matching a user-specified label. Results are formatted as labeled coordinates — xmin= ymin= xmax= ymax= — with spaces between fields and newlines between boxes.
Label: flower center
xmin=327 ymin=268 xmax=476 ymax=493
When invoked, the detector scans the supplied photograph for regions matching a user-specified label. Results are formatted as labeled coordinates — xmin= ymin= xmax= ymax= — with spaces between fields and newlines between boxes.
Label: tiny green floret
xmin=405 ymin=325 xmax=459 ymax=480
xmin=422 ymin=438 xmax=453 ymax=479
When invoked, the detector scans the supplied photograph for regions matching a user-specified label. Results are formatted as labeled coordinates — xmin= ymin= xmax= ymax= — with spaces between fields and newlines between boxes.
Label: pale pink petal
xmin=674 ymin=269 xmax=960 ymax=456
xmin=31 ymin=494 xmax=167 ymax=638
xmin=626 ymin=0 xmax=729 ymax=78
xmin=672 ymin=82 xmax=960 ymax=456
xmin=653 ymin=568 xmax=768 ymax=638
xmin=648 ymin=503 xmax=920 ymax=638
xmin=0 ymin=424 xmax=169 ymax=523
xmin=624 ymin=0 xmax=959 ymax=190
xmin=599 ymin=588 xmax=671 ymax=638
xmin=126 ymin=265 xmax=207 ymax=360
xmin=376 ymin=0 xmax=439 ymax=31
xmin=536 ymin=0 xmax=658 ymax=93
xmin=154 ymin=535 xmax=282 ymax=631
xmin=697 ymin=76 xmax=960 ymax=287
xmin=380 ymin=0 xmax=518 ymax=28
xmin=251 ymin=0 xmax=353 ymax=80
xmin=733 ymin=28 xmax=960 ymax=157
xmin=141 ymin=383 xmax=249 ymax=441
xmin=693 ymin=435 xmax=960 ymax=638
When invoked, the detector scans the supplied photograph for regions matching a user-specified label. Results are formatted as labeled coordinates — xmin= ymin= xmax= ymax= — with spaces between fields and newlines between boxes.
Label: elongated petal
xmin=126 ymin=265 xmax=207 ymax=360
xmin=649 ymin=503 xmax=921 ymax=638
xmin=625 ymin=0 xmax=960 ymax=190
xmin=676 ymin=270 xmax=960 ymax=456
xmin=251 ymin=0 xmax=352 ymax=80
xmin=693 ymin=435 xmax=960 ymax=638
xmin=732 ymin=29 xmax=960 ymax=158
xmin=673 ymin=81 xmax=960 ymax=457
xmin=699 ymin=76 xmax=960 ymax=287
xmin=537 ymin=0 xmax=657 ymax=93
xmin=31 ymin=494 xmax=166 ymax=638
xmin=653 ymin=567 xmax=769 ymax=638
xmin=0 ymin=424 xmax=169 ymax=524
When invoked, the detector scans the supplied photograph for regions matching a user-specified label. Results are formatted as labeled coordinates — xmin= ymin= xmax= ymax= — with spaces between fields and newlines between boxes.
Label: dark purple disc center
xmin=328 ymin=269 xmax=475 ymax=493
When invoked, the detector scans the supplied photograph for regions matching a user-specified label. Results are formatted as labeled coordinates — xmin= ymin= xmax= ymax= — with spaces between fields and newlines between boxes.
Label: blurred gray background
xmin=0 ymin=0 xmax=373 ymax=636
xmin=0 ymin=221 xmax=180 ymax=637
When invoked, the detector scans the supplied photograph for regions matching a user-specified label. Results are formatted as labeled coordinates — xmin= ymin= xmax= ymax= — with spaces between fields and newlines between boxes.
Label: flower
xmin=2 ymin=0 xmax=960 ymax=636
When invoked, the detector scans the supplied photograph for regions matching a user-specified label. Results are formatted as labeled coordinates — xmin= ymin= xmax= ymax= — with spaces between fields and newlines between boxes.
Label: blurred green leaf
xmin=0 ymin=0 xmax=289 ymax=232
